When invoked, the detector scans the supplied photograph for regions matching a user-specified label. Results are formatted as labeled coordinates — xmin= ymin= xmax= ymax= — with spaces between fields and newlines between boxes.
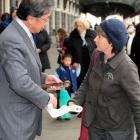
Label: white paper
xmin=46 ymin=104 xmax=83 ymax=118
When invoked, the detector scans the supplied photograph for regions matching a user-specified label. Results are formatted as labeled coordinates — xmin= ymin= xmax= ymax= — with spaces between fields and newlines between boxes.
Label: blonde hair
xmin=74 ymin=17 xmax=91 ymax=29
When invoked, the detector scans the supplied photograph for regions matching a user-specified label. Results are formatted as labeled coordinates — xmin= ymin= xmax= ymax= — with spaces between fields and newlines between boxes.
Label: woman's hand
xmin=68 ymin=101 xmax=76 ymax=106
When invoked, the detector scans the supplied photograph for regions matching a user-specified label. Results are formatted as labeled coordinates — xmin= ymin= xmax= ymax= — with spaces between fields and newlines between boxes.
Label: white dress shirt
xmin=126 ymin=34 xmax=135 ymax=55
xmin=15 ymin=17 xmax=36 ymax=48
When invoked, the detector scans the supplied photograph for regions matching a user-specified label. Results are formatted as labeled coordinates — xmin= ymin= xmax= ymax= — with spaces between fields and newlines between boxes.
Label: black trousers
xmin=88 ymin=126 xmax=134 ymax=140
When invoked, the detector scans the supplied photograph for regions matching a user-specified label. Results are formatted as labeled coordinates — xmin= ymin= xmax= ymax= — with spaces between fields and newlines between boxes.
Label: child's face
xmin=62 ymin=57 xmax=72 ymax=67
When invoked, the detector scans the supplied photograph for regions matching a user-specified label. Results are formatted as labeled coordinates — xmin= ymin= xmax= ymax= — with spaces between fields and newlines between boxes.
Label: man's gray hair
xmin=17 ymin=0 xmax=54 ymax=20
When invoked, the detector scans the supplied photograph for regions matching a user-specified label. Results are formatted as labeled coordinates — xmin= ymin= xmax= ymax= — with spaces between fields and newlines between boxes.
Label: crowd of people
xmin=1 ymin=0 xmax=140 ymax=140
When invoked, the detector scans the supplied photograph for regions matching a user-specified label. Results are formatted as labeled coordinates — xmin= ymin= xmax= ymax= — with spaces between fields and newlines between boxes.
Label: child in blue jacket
xmin=55 ymin=54 xmax=80 ymax=97
xmin=54 ymin=54 xmax=80 ymax=120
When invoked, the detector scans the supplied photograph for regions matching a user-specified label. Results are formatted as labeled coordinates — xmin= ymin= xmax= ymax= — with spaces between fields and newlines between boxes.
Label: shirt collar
xmin=80 ymin=31 xmax=86 ymax=37
xmin=15 ymin=17 xmax=32 ymax=39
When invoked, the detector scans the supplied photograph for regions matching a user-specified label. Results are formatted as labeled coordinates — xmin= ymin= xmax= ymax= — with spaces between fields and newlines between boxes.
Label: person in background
xmin=126 ymin=24 xmax=135 ymax=56
xmin=0 ymin=0 xmax=61 ymax=140
xmin=54 ymin=54 xmax=80 ymax=120
xmin=68 ymin=18 xmax=140 ymax=140
xmin=9 ymin=6 xmax=17 ymax=22
xmin=56 ymin=28 xmax=69 ymax=64
xmin=55 ymin=54 xmax=80 ymax=97
xmin=66 ymin=17 xmax=96 ymax=88
xmin=0 ymin=12 xmax=10 ymax=33
xmin=130 ymin=23 xmax=140 ymax=77
xmin=33 ymin=29 xmax=51 ymax=72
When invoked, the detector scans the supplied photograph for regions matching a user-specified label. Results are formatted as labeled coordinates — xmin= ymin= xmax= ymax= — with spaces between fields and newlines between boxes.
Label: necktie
xmin=30 ymin=34 xmax=36 ymax=49
xmin=32 ymin=33 xmax=37 ymax=44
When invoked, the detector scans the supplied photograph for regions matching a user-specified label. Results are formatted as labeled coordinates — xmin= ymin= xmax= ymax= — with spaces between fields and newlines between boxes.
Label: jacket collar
xmin=108 ymin=49 xmax=126 ymax=69
xmin=11 ymin=20 xmax=42 ymax=69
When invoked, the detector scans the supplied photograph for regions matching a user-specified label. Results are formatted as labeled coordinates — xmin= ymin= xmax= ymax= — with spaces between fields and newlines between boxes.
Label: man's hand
xmin=46 ymin=75 xmax=61 ymax=83
xmin=45 ymin=75 xmax=61 ymax=90
xmin=48 ymin=93 xmax=57 ymax=107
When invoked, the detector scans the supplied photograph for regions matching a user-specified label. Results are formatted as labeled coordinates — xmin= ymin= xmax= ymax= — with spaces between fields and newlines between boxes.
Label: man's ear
xmin=26 ymin=15 xmax=36 ymax=26
xmin=26 ymin=15 xmax=34 ymax=21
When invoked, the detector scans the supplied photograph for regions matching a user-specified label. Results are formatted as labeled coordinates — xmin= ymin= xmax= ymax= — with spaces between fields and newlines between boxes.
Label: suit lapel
xmin=12 ymin=20 xmax=42 ymax=69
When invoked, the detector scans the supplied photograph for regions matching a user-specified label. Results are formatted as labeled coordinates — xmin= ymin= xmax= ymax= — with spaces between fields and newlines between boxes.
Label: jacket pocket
xmin=108 ymin=106 xmax=121 ymax=124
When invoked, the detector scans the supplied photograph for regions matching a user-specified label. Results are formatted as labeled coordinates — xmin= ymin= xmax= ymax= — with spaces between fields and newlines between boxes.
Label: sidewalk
xmin=40 ymin=110 xmax=81 ymax=140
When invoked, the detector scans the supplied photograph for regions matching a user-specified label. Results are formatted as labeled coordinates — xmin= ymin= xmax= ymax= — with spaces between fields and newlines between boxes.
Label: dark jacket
xmin=34 ymin=29 xmax=51 ymax=71
xmin=130 ymin=23 xmax=140 ymax=75
xmin=66 ymin=28 xmax=96 ymax=64
xmin=0 ymin=23 xmax=5 ymax=33
xmin=66 ymin=28 xmax=96 ymax=87
xmin=71 ymin=50 xmax=140 ymax=134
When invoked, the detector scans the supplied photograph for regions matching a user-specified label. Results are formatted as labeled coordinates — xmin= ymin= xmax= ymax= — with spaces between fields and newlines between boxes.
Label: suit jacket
xmin=0 ymin=20 xmax=50 ymax=140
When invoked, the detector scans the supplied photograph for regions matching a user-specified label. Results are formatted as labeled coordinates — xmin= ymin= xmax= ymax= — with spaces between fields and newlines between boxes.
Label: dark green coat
xmin=71 ymin=50 xmax=140 ymax=138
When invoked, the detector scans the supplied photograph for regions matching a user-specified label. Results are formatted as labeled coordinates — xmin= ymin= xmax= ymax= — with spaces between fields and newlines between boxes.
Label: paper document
xmin=46 ymin=104 xmax=83 ymax=118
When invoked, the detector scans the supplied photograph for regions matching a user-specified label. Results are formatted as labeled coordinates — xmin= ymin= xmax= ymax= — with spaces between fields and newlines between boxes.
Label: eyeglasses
xmin=34 ymin=15 xmax=50 ymax=24
xmin=40 ymin=16 xmax=49 ymax=23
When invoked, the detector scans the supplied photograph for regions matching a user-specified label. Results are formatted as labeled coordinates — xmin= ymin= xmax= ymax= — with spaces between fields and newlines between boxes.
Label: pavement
xmin=39 ymin=111 xmax=81 ymax=140
xmin=38 ymin=43 xmax=81 ymax=140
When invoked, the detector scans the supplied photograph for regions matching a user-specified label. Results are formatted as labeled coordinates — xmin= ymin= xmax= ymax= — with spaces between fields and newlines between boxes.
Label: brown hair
xmin=96 ymin=25 xmax=108 ymax=39
xmin=57 ymin=28 xmax=68 ymax=43
xmin=96 ymin=25 xmax=117 ymax=53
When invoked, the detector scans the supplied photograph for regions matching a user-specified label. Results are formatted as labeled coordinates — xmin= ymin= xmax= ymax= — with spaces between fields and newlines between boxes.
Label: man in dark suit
xmin=0 ymin=0 xmax=60 ymax=140
xmin=33 ymin=29 xmax=51 ymax=72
